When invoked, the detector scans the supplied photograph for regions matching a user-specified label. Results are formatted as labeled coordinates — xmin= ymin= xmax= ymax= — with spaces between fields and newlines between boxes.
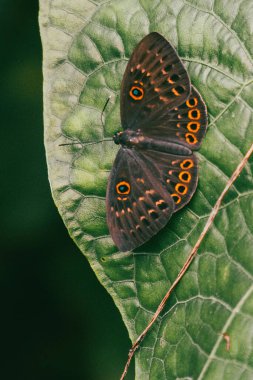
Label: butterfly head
xmin=113 ymin=131 xmax=123 ymax=145
xmin=113 ymin=130 xmax=143 ymax=148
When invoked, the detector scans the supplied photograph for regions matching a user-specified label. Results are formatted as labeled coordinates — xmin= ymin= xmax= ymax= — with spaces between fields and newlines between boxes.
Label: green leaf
xmin=39 ymin=0 xmax=253 ymax=378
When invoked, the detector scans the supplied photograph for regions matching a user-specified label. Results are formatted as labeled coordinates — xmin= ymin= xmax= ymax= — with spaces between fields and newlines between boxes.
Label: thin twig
xmin=120 ymin=142 xmax=253 ymax=380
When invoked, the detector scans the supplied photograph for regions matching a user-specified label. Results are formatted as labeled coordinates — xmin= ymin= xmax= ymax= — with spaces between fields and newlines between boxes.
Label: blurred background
xmin=1 ymin=1 xmax=134 ymax=379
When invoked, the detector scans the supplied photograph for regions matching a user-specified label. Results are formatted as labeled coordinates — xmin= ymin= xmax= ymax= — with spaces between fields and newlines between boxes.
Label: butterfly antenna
xmin=59 ymin=141 xmax=82 ymax=147
xmin=101 ymin=96 xmax=111 ymax=129
xmin=59 ymin=137 xmax=113 ymax=147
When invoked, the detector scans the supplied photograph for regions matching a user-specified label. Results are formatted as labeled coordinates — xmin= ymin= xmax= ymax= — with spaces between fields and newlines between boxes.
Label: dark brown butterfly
xmin=106 ymin=32 xmax=208 ymax=252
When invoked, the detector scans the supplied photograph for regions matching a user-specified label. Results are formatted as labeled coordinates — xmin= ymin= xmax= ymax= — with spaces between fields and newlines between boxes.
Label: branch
xmin=120 ymin=142 xmax=253 ymax=380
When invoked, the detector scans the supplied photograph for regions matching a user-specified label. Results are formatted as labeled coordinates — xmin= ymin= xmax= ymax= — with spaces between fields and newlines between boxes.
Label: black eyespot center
xmin=187 ymin=134 xmax=195 ymax=142
xmin=158 ymin=202 xmax=168 ymax=210
xmin=189 ymin=98 xmax=196 ymax=106
xmin=142 ymin=218 xmax=150 ymax=226
xmin=133 ymin=88 xmax=141 ymax=96
xmin=171 ymin=74 xmax=180 ymax=82
xmin=175 ymin=85 xmax=184 ymax=94
xmin=189 ymin=123 xmax=198 ymax=130
xmin=150 ymin=210 xmax=159 ymax=219
xmin=191 ymin=110 xmax=198 ymax=117
xmin=119 ymin=185 xmax=127 ymax=192
xmin=164 ymin=64 xmax=172 ymax=72
xmin=178 ymin=185 xmax=186 ymax=193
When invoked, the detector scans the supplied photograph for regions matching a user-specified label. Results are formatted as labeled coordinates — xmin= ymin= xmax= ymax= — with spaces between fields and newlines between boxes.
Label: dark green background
xmin=1 ymin=1 xmax=133 ymax=379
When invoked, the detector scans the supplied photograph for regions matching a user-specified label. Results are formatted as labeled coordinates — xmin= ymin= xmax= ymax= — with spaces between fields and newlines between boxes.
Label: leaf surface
xmin=40 ymin=0 xmax=253 ymax=378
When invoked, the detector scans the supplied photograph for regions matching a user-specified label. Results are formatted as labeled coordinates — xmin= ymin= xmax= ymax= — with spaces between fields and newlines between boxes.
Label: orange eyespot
xmin=185 ymin=133 xmax=198 ymax=145
xmin=179 ymin=171 xmax=191 ymax=183
xmin=116 ymin=181 xmax=131 ymax=195
xmin=175 ymin=183 xmax=188 ymax=195
xmin=187 ymin=121 xmax=200 ymax=132
xmin=171 ymin=193 xmax=181 ymax=204
xmin=188 ymin=108 xmax=201 ymax=120
xmin=180 ymin=159 xmax=194 ymax=169
xmin=186 ymin=97 xmax=198 ymax=108
xmin=129 ymin=86 xmax=144 ymax=100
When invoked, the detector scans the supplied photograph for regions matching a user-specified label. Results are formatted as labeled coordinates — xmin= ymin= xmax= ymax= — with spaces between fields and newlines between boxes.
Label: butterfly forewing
xmin=142 ymin=85 xmax=208 ymax=150
xmin=121 ymin=32 xmax=191 ymax=130
xmin=106 ymin=148 xmax=175 ymax=252
xmin=174 ymin=86 xmax=208 ymax=150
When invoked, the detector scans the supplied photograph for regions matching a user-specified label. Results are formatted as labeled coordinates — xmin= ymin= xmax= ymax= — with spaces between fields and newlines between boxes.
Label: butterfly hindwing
xmin=120 ymin=32 xmax=191 ymax=130
xmin=136 ymin=150 xmax=198 ymax=212
xmin=106 ymin=148 xmax=175 ymax=251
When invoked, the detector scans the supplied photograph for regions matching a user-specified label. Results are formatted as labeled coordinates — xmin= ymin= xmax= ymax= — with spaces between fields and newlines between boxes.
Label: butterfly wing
xmin=106 ymin=148 xmax=174 ymax=252
xmin=143 ymin=85 xmax=208 ymax=150
xmin=136 ymin=149 xmax=198 ymax=212
xmin=107 ymin=33 xmax=208 ymax=251
xmin=121 ymin=32 xmax=190 ymax=130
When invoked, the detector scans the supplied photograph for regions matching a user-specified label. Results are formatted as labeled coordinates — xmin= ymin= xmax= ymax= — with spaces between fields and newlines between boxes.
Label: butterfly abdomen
xmin=114 ymin=130 xmax=192 ymax=156
xmin=137 ymin=137 xmax=192 ymax=156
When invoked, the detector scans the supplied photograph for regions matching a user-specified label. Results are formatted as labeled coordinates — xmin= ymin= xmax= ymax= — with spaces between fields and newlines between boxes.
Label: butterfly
xmin=106 ymin=32 xmax=208 ymax=252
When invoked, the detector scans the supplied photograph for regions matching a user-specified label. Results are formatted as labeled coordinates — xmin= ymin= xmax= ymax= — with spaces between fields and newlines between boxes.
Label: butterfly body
xmin=106 ymin=32 xmax=208 ymax=252
xmin=113 ymin=130 xmax=192 ymax=156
